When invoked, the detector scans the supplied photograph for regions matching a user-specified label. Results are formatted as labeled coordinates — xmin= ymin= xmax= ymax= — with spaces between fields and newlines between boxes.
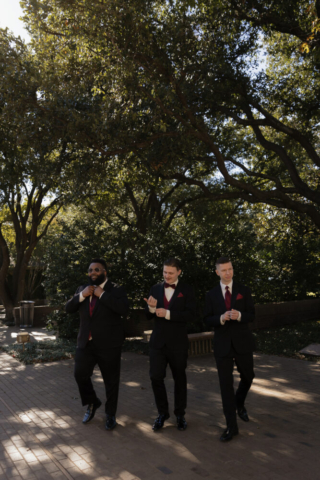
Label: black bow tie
xmin=164 ymin=283 xmax=176 ymax=289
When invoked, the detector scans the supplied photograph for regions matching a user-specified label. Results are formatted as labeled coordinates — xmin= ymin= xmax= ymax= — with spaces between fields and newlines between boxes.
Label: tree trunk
xmin=4 ymin=302 xmax=15 ymax=326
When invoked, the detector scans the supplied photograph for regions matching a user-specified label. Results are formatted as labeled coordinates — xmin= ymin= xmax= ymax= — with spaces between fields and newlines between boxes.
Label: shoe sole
xmin=106 ymin=423 xmax=117 ymax=431
xmin=177 ymin=424 xmax=187 ymax=431
xmin=220 ymin=431 xmax=239 ymax=442
xmin=238 ymin=413 xmax=249 ymax=422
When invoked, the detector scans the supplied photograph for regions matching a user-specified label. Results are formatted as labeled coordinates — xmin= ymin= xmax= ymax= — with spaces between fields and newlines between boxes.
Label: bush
xmin=42 ymin=208 xmax=320 ymax=339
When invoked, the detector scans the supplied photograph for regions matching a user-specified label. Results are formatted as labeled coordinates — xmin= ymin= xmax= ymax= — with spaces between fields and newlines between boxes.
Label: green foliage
xmin=43 ymin=203 xmax=320 ymax=338
xmin=47 ymin=309 xmax=80 ymax=340
xmin=2 ymin=0 xmax=320 ymax=331
xmin=122 ymin=338 xmax=150 ymax=355
xmin=0 ymin=339 xmax=76 ymax=364
xmin=0 ymin=29 xmax=78 ymax=320
xmin=43 ymin=205 xmax=259 ymax=336
xmin=19 ymin=0 xmax=320 ymax=230
xmin=253 ymin=320 xmax=320 ymax=361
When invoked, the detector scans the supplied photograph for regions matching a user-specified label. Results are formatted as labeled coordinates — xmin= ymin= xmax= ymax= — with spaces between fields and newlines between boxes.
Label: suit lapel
xmin=231 ymin=282 xmax=238 ymax=309
xmin=81 ymin=285 xmax=91 ymax=316
xmin=157 ymin=283 xmax=165 ymax=308
xmin=91 ymin=280 xmax=113 ymax=316
xmin=216 ymin=286 xmax=226 ymax=311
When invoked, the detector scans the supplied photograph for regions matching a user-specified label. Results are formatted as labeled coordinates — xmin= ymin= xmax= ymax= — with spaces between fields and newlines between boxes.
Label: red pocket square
xmin=178 ymin=293 xmax=184 ymax=298
xmin=236 ymin=293 xmax=243 ymax=300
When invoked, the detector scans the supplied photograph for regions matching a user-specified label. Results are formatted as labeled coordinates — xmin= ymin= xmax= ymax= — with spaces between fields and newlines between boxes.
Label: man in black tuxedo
xmin=65 ymin=258 xmax=129 ymax=430
xmin=204 ymin=257 xmax=255 ymax=442
xmin=144 ymin=258 xmax=196 ymax=432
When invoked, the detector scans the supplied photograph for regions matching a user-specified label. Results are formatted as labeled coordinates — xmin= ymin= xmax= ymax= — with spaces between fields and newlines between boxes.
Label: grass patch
xmin=253 ymin=320 xmax=320 ymax=361
xmin=0 ymin=339 xmax=76 ymax=365
xmin=1 ymin=337 xmax=149 ymax=364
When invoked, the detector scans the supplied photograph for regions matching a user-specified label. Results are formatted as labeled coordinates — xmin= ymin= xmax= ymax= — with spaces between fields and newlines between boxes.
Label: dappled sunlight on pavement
xmin=0 ymin=334 xmax=320 ymax=479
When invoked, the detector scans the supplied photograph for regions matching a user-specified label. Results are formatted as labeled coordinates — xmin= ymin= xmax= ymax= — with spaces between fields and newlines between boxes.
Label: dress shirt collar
xmin=165 ymin=279 xmax=179 ymax=288
xmin=220 ymin=280 xmax=233 ymax=294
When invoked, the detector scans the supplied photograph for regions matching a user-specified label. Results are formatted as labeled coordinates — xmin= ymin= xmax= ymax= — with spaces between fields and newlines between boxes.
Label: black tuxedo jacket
xmin=65 ymin=281 xmax=129 ymax=349
xmin=145 ymin=281 xmax=196 ymax=350
xmin=204 ymin=281 xmax=255 ymax=357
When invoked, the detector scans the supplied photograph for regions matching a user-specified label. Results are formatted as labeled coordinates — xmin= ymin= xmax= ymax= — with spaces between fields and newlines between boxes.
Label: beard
xmin=89 ymin=273 xmax=106 ymax=286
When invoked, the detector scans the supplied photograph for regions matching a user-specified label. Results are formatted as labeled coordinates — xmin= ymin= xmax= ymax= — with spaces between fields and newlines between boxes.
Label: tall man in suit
xmin=144 ymin=258 xmax=196 ymax=432
xmin=65 ymin=258 xmax=129 ymax=430
xmin=204 ymin=257 xmax=255 ymax=442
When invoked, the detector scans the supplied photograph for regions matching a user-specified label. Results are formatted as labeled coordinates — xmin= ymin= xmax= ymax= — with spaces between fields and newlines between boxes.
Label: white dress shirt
xmin=148 ymin=279 xmax=178 ymax=320
xmin=79 ymin=279 xmax=108 ymax=302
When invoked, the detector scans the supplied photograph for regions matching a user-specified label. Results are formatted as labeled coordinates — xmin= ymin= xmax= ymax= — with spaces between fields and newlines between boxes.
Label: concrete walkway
xmin=0 ymin=325 xmax=320 ymax=480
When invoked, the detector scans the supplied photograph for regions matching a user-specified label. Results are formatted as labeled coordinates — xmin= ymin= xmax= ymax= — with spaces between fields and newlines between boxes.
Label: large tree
xmin=21 ymin=0 xmax=320 ymax=229
xmin=0 ymin=30 xmax=78 ymax=322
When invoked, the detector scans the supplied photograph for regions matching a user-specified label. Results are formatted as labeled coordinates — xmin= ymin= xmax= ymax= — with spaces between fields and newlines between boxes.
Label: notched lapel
xmin=104 ymin=280 xmax=114 ymax=293
xmin=157 ymin=283 xmax=165 ymax=308
xmin=91 ymin=281 xmax=113 ymax=317
xmin=80 ymin=285 xmax=91 ymax=316
xmin=231 ymin=284 xmax=239 ymax=309
xmin=216 ymin=286 xmax=226 ymax=311
xmin=168 ymin=283 xmax=181 ymax=307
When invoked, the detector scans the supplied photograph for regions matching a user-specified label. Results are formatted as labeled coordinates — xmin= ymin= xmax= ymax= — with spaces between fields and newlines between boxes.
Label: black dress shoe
xmin=82 ymin=399 xmax=102 ymax=424
xmin=152 ymin=413 xmax=170 ymax=432
xmin=237 ymin=406 xmax=249 ymax=422
xmin=176 ymin=415 xmax=187 ymax=431
xmin=105 ymin=414 xmax=117 ymax=430
xmin=220 ymin=427 xmax=239 ymax=442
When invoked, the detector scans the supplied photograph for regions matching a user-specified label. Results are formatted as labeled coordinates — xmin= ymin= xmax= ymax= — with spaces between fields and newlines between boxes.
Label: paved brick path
xmin=0 ymin=326 xmax=320 ymax=480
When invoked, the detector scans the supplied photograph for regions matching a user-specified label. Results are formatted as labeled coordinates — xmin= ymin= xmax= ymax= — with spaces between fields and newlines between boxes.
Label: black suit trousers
xmin=215 ymin=345 xmax=254 ymax=429
xmin=149 ymin=345 xmax=188 ymax=417
xmin=74 ymin=341 xmax=122 ymax=416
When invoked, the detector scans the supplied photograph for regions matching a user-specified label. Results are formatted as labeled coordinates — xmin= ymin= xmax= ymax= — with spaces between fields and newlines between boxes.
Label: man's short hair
xmin=163 ymin=257 xmax=182 ymax=271
xmin=89 ymin=258 xmax=107 ymax=271
xmin=216 ymin=256 xmax=231 ymax=267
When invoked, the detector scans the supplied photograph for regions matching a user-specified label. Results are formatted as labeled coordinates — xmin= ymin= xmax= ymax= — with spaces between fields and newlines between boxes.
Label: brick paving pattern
xmin=0 ymin=328 xmax=320 ymax=479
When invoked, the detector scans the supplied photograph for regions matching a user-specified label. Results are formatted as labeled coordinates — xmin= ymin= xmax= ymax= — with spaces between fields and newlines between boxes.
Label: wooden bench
xmin=188 ymin=332 xmax=214 ymax=356
xmin=143 ymin=330 xmax=214 ymax=356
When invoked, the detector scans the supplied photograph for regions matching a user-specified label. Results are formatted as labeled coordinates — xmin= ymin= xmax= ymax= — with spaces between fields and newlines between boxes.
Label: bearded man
xmin=65 ymin=258 xmax=129 ymax=430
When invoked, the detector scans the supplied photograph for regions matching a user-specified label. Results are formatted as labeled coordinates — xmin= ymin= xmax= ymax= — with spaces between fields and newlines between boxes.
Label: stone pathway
xmin=0 ymin=326 xmax=320 ymax=479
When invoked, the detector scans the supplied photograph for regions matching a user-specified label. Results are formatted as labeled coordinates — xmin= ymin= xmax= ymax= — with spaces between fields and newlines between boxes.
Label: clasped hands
xmin=143 ymin=295 xmax=167 ymax=317
xmin=222 ymin=309 xmax=240 ymax=321
xmin=82 ymin=285 xmax=104 ymax=298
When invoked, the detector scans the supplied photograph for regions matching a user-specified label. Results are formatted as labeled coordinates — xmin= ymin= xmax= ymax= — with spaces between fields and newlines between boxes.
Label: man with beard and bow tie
xmin=144 ymin=258 xmax=196 ymax=432
xmin=65 ymin=258 xmax=129 ymax=430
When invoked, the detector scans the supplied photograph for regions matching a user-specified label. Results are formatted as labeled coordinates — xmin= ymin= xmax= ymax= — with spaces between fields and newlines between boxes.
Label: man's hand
xmin=82 ymin=286 xmax=95 ymax=297
xmin=230 ymin=309 xmax=240 ymax=320
xmin=222 ymin=311 xmax=231 ymax=321
xmin=155 ymin=308 xmax=167 ymax=318
xmin=144 ymin=295 xmax=158 ymax=308
xmin=94 ymin=286 xmax=104 ymax=297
